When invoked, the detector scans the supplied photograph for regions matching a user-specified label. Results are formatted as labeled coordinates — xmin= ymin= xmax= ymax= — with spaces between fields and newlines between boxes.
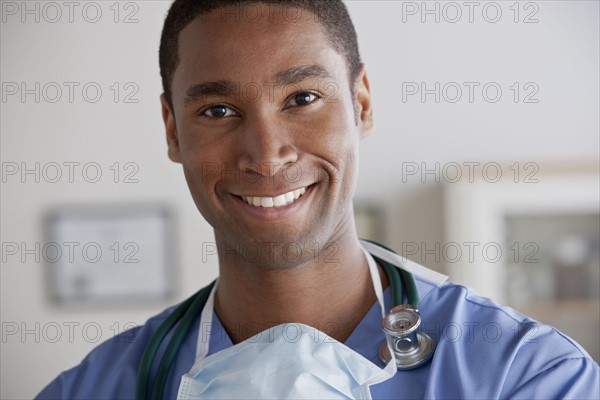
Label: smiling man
xmin=161 ymin=1 xmax=378 ymax=350
xmin=37 ymin=1 xmax=599 ymax=399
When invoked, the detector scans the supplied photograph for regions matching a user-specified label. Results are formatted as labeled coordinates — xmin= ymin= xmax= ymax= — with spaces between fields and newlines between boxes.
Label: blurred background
xmin=1 ymin=1 xmax=598 ymax=398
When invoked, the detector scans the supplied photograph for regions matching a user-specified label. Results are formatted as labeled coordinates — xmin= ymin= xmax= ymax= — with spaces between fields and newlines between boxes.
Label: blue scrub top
xmin=37 ymin=277 xmax=600 ymax=399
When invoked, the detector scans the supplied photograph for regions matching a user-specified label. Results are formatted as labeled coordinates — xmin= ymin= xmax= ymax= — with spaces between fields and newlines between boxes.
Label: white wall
xmin=1 ymin=1 xmax=598 ymax=398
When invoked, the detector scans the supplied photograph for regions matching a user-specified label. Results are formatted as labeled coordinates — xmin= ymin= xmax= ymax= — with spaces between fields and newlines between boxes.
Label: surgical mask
xmin=177 ymin=247 xmax=396 ymax=399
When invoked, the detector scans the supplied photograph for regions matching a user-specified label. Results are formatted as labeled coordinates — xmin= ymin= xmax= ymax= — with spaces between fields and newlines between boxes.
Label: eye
xmin=287 ymin=92 xmax=320 ymax=107
xmin=201 ymin=105 xmax=238 ymax=118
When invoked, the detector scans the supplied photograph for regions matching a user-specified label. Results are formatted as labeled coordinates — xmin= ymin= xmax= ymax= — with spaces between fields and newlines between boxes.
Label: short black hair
xmin=159 ymin=0 xmax=361 ymax=109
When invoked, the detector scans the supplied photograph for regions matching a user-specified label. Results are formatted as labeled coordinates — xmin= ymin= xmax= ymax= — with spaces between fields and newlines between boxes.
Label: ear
xmin=161 ymin=94 xmax=182 ymax=163
xmin=354 ymin=64 xmax=374 ymax=139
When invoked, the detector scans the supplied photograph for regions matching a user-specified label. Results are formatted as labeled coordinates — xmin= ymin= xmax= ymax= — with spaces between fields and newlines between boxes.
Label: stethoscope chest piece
xmin=379 ymin=304 xmax=435 ymax=370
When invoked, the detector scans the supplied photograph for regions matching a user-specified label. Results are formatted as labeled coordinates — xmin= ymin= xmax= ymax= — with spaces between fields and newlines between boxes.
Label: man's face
xmin=162 ymin=4 xmax=373 ymax=267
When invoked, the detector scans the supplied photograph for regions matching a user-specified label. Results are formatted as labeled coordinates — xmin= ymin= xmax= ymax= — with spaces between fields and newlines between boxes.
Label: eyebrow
xmin=183 ymin=81 xmax=239 ymax=106
xmin=183 ymin=64 xmax=334 ymax=106
xmin=271 ymin=64 xmax=334 ymax=86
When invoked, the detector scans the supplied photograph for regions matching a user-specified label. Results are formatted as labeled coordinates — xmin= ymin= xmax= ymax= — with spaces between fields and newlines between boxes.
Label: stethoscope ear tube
xmin=366 ymin=240 xmax=420 ymax=309
xmin=136 ymin=280 xmax=216 ymax=400
xmin=374 ymin=254 xmax=404 ymax=308
xmin=136 ymin=294 xmax=195 ymax=400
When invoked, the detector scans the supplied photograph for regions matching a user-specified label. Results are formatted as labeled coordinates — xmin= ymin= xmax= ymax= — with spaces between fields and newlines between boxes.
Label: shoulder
xmin=420 ymin=279 xmax=590 ymax=358
xmin=417 ymin=279 xmax=599 ymax=398
xmin=35 ymin=304 xmax=179 ymax=400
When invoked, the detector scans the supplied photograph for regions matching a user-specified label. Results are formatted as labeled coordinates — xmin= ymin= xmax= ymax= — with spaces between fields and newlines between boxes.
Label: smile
xmin=241 ymin=187 xmax=307 ymax=208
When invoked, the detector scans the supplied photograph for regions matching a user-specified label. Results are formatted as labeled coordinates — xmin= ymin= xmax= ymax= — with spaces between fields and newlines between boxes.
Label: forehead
xmin=172 ymin=4 xmax=347 ymax=98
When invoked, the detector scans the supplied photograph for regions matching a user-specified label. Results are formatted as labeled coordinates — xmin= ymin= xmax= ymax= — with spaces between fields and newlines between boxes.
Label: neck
xmin=213 ymin=231 xmax=386 ymax=344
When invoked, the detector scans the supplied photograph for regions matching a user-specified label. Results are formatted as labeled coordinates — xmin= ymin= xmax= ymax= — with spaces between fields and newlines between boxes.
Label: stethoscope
xmin=136 ymin=242 xmax=436 ymax=400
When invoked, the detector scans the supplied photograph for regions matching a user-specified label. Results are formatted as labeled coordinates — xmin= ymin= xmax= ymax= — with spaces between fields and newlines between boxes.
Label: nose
xmin=236 ymin=112 xmax=299 ymax=177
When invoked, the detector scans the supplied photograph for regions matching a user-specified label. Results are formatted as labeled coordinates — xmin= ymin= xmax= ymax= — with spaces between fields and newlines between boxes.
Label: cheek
xmin=181 ymin=163 xmax=211 ymax=210
xmin=300 ymin=107 xmax=359 ymax=181
xmin=177 ymin=124 xmax=235 ymax=184
xmin=180 ymin=150 xmax=216 ymax=197
xmin=180 ymin=161 xmax=230 ymax=231
xmin=177 ymin=136 xmax=232 ymax=219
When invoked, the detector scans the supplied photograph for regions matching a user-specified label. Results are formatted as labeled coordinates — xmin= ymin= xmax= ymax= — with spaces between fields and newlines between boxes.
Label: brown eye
xmin=288 ymin=92 xmax=319 ymax=107
xmin=202 ymin=105 xmax=237 ymax=118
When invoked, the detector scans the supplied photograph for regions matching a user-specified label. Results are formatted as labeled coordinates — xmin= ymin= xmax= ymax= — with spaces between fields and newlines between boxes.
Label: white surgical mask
xmin=177 ymin=247 xmax=396 ymax=399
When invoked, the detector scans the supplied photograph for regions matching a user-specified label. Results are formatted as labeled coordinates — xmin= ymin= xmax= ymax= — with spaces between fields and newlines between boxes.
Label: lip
xmin=229 ymin=184 xmax=316 ymax=222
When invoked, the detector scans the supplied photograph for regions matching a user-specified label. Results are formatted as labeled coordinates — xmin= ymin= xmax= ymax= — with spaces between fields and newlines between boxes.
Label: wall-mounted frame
xmin=45 ymin=203 xmax=175 ymax=305
xmin=444 ymin=173 xmax=599 ymax=303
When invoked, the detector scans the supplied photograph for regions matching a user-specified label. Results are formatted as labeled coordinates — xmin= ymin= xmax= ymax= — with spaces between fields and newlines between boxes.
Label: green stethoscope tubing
xmin=370 ymin=241 xmax=420 ymax=309
xmin=135 ymin=245 xmax=418 ymax=400
xmin=136 ymin=280 xmax=216 ymax=400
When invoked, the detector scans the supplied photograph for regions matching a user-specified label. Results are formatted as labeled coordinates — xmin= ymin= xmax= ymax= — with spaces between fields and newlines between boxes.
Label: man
xmin=37 ymin=1 xmax=599 ymax=398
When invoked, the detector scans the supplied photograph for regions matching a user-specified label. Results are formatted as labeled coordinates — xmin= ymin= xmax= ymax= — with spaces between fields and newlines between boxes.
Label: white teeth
xmin=284 ymin=192 xmax=294 ymax=204
xmin=261 ymin=197 xmax=274 ymax=207
xmin=273 ymin=195 xmax=286 ymax=207
xmin=243 ymin=187 xmax=308 ymax=208
xmin=294 ymin=187 xmax=306 ymax=199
